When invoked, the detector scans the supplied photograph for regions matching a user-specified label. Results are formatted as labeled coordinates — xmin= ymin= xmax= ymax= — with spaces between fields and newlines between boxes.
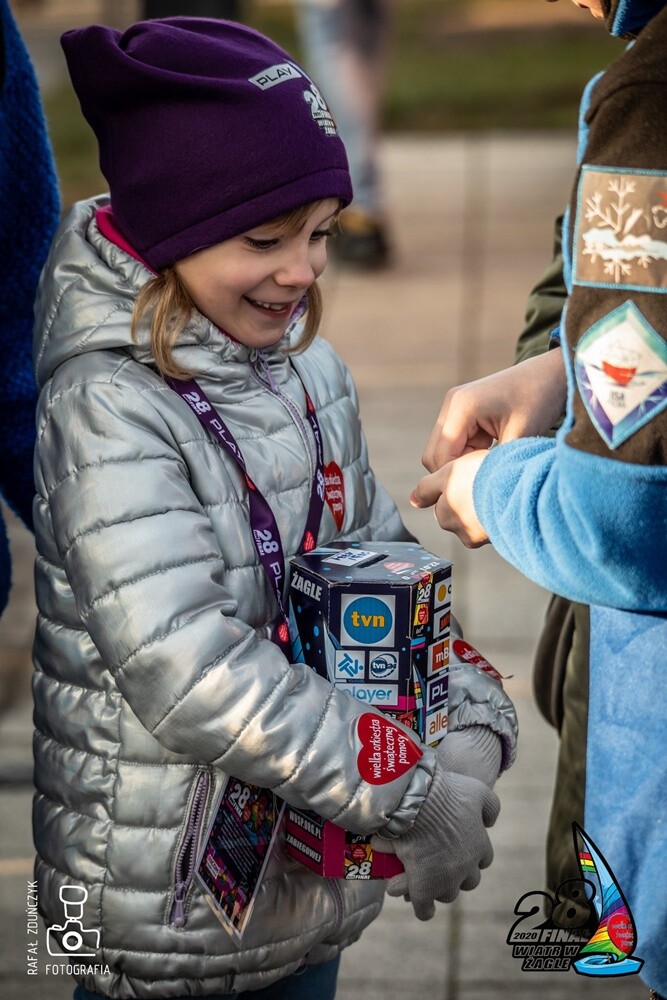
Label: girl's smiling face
xmin=174 ymin=199 xmax=339 ymax=350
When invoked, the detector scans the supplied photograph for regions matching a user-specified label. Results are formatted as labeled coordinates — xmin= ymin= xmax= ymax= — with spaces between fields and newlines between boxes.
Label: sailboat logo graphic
xmin=572 ymin=823 xmax=644 ymax=978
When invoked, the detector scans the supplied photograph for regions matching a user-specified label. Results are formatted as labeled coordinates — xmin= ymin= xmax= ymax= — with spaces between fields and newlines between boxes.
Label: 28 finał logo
xmin=507 ymin=824 xmax=644 ymax=977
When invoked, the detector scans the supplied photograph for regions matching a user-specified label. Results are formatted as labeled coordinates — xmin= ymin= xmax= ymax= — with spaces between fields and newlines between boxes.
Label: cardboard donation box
xmin=286 ymin=542 xmax=453 ymax=879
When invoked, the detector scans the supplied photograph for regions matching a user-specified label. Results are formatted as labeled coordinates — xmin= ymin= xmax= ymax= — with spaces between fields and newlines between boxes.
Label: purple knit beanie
xmin=60 ymin=18 xmax=352 ymax=270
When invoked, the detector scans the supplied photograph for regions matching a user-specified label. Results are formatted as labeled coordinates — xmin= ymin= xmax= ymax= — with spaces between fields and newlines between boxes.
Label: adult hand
xmin=420 ymin=349 xmax=567 ymax=473
xmin=411 ymin=450 xmax=489 ymax=548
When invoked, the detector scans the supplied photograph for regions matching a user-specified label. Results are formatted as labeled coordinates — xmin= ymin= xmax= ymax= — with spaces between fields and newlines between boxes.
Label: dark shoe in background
xmin=330 ymin=208 xmax=391 ymax=270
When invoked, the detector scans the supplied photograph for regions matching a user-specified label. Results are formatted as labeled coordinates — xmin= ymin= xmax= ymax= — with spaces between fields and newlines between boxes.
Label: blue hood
xmin=605 ymin=0 xmax=666 ymax=35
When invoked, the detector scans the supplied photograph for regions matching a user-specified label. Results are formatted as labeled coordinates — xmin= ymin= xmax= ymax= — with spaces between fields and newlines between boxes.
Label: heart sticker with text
xmin=452 ymin=639 xmax=507 ymax=684
xmin=357 ymin=713 xmax=422 ymax=785
xmin=324 ymin=462 xmax=345 ymax=530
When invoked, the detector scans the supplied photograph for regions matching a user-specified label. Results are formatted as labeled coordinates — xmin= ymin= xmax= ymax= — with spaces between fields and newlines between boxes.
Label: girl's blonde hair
xmin=131 ymin=202 xmax=338 ymax=380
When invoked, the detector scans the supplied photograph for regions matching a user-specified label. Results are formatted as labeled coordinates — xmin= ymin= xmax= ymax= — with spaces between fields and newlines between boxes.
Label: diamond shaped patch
xmin=574 ymin=301 xmax=667 ymax=449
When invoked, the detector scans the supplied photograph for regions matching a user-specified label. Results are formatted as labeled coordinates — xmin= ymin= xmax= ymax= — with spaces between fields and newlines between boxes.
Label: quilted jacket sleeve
xmin=35 ymin=362 xmax=434 ymax=837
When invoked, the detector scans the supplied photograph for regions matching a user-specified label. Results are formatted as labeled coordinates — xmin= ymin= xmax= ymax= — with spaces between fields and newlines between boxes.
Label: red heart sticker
xmin=452 ymin=639 xmax=506 ymax=684
xmin=607 ymin=912 xmax=634 ymax=954
xmin=357 ymin=713 xmax=422 ymax=785
xmin=324 ymin=461 xmax=345 ymax=531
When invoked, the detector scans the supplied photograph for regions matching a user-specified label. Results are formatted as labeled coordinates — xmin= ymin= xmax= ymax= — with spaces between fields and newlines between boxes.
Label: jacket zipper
xmin=169 ymin=769 xmax=212 ymax=927
xmin=249 ymin=350 xmax=317 ymax=482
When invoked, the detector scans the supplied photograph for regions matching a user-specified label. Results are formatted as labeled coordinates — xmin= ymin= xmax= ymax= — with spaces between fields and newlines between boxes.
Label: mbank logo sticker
xmin=341 ymin=595 xmax=395 ymax=647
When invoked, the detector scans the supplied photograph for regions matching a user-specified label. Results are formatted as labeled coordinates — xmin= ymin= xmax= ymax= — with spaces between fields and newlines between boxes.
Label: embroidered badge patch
xmin=573 ymin=167 xmax=667 ymax=291
xmin=574 ymin=301 xmax=667 ymax=448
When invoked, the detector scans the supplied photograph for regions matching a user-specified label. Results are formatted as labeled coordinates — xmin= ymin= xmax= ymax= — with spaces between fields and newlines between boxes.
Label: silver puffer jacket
xmin=32 ymin=196 xmax=517 ymax=998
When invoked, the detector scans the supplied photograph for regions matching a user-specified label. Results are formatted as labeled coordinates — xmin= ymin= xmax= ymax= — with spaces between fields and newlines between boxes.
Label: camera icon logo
xmin=46 ymin=885 xmax=100 ymax=957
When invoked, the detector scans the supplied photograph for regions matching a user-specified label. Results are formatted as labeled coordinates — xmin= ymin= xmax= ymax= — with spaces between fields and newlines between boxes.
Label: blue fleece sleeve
xmin=473 ymin=433 xmax=666 ymax=612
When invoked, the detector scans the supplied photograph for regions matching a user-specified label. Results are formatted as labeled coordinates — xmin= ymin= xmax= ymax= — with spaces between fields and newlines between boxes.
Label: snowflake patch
xmin=573 ymin=167 xmax=667 ymax=291
xmin=574 ymin=301 xmax=667 ymax=449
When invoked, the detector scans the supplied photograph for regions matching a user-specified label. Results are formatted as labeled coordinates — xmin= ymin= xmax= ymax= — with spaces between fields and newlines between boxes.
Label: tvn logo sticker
xmin=334 ymin=650 xmax=365 ymax=680
xmin=336 ymin=682 xmax=398 ymax=707
xmin=369 ymin=651 xmax=399 ymax=681
xmin=341 ymin=594 xmax=395 ymax=648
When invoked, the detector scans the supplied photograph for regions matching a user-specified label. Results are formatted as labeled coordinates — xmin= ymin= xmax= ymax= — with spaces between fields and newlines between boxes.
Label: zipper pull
xmin=169 ymin=881 xmax=188 ymax=927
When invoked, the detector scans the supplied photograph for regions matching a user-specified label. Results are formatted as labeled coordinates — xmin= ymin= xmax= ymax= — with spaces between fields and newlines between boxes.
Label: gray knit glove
xmin=371 ymin=732 xmax=501 ymax=920
xmin=435 ymin=726 xmax=502 ymax=788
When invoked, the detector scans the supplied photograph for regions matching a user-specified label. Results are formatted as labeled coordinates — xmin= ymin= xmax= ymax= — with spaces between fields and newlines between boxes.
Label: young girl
xmin=33 ymin=18 xmax=517 ymax=1000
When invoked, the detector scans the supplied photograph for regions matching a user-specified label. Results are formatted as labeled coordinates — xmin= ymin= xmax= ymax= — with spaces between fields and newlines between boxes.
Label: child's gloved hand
xmin=371 ymin=729 xmax=501 ymax=920
xmin=435 ymin=725 xmax=502 ymax=788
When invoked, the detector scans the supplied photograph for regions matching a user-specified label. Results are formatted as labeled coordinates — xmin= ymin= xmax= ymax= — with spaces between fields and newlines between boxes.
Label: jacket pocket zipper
xmin=169 ymin=769 xmax=212 ymax=927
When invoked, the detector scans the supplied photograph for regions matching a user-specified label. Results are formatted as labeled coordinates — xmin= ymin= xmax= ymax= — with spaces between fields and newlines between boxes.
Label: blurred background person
xmin=296 ymin=0 xmax=393 ymax=269
xmin=0 ymin=0 xmax=59 ymax=618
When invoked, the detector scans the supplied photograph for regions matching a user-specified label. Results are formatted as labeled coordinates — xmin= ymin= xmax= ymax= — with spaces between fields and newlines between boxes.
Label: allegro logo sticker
xmin=341 ymin=594 xmax=395 ymax=647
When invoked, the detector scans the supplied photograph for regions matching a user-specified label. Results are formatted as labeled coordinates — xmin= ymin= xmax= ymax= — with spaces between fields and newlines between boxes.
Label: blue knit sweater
xmin=0 ymin=0 xmax=60 ymax=613
xmin=473 ymin=0 xmax=667 ymax=613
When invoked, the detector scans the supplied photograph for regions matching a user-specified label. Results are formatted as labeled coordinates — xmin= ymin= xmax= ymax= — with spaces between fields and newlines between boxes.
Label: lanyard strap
xmin=165 ymin=368 xmax=325 ymax=655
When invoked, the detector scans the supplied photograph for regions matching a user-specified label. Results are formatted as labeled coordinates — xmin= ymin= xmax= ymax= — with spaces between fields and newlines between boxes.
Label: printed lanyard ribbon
xmin=165 ymin=371 xmax=325 ymax=656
